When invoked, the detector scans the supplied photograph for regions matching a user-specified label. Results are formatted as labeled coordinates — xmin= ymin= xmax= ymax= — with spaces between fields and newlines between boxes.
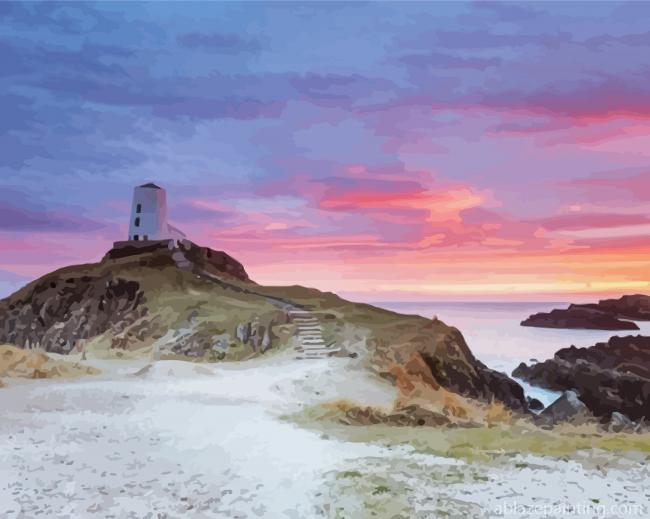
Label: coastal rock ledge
xmin=513 ymin=335 xmax=650 ymax=421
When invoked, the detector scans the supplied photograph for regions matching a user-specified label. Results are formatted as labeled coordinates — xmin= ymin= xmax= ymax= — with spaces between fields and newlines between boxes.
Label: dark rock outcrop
xmin=521 ymin=294 xmax=650 ymax=330
xmin=0 ymin=274 xmax=146 ymax=354
xmin=513 ymin=335 xmax=650 ymax=420
xmin=597 ymin=294 xmax=650 ymax=321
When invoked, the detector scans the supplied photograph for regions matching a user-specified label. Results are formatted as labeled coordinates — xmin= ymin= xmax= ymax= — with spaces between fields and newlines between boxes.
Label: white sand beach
xmin=1 ymin=353 xmax=648 ymax=518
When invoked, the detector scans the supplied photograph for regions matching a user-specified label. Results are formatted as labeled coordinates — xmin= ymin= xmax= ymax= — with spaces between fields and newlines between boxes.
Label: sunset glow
xmin=2 ymin=2 xmax=650 ymax=301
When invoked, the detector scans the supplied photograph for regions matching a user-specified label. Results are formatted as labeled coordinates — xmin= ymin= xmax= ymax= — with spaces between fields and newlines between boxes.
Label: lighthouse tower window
xmin=134 ymin=217 xmax=140 ymax=227
xmin=136 ymin=203 xmax=142 ymax=213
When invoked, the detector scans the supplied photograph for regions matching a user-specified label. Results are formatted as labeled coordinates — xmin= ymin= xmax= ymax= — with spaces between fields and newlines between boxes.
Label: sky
xmin=2 ymin=1 xmax=650 ymax=302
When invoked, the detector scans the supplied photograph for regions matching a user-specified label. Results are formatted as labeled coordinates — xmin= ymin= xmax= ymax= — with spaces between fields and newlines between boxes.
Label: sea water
xmin=374 ymin=301 xmax=650 ymax=406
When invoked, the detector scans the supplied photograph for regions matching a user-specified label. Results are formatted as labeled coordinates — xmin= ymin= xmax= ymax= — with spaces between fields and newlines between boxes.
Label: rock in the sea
xmin=541 ymin=390 xmax=592 ymax=424
xmin=527 ymin=396 xmax=544 ymax=411
xmin=521 ymin=306 xmax=638 ymax=330
xmin=520 ymin=294 xmax=650 ymax=330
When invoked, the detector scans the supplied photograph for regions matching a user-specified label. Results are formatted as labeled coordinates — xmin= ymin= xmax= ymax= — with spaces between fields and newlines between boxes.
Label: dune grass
xmin=0 ymin=344 xmax=100 ymax=381
xmin=290 ymin=402 xmax=650 ymax=462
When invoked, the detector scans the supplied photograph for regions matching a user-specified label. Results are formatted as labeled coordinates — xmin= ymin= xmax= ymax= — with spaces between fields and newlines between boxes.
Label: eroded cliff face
xmin=0 ymin=274 xmax=146 ymax=353
xmin=364 ymin=318 xmax=528 ymax=413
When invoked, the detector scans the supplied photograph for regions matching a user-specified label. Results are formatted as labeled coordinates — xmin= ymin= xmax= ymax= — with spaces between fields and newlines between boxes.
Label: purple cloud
xmin=0 ymin=203 xmax=105 ymax=233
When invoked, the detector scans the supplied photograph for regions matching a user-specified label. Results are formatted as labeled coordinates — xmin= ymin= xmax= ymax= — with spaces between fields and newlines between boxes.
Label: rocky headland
xmin=0 ymin=239 xmax=529 ymax=419
xmin=520 ymin=294 xmax=650 ymax=330
xmin=513 ymin=335 xmax=650 ymax=423
xmin=2 ymin=243 xmax=649 ymax=518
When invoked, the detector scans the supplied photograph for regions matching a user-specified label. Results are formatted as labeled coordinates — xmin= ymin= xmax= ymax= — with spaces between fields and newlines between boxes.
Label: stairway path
xmin=288 ymin=309 xmax=340 ymax=360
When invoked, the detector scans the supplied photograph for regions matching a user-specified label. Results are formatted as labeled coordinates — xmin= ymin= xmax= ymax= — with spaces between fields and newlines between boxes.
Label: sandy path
xmin=0 ymin=353 xmax=399 ymax=518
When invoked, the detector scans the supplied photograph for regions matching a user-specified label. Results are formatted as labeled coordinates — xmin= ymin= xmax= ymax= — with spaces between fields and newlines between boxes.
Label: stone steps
xmin=289 ymin=308 xmax=338 ymax=359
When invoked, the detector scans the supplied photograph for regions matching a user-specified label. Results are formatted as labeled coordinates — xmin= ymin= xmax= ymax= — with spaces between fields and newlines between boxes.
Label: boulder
xmin=235 ymin=322 xmax=251 ymax=344
xmin=609 ymin=412 xmax=634 ymax=433
xmin=527 ymin=396 xmax=544 ymax=411
xmin=541 ymin=390 xmax=592 ymax=424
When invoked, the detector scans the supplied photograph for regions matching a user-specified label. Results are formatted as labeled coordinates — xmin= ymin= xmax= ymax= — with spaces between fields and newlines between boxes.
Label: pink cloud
xmin=539 ymin=212 xmax=650 ymax=231
xmin=559 ymin=170 xmax=650 ymax=202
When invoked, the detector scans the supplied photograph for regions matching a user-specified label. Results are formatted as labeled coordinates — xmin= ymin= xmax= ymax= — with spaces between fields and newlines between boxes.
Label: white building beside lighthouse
xmin=128 ymin=183 xmax=186 ymax=242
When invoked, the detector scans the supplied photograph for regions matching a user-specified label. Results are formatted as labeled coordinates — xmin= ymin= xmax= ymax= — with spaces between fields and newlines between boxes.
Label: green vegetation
xmin=372 ymin=485 xmax=390 ymax=495
xmin=290 ymin=403 xmax=650 ymax=462
xmin=339 ymin=470 xmax=363 ymax=479
xmin=77 ymin=262 xmax=295 ymax=361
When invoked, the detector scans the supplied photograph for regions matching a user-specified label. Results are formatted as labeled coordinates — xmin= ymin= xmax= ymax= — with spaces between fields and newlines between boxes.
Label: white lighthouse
xmin=128 ymin=183 xmax=186 ymax=242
